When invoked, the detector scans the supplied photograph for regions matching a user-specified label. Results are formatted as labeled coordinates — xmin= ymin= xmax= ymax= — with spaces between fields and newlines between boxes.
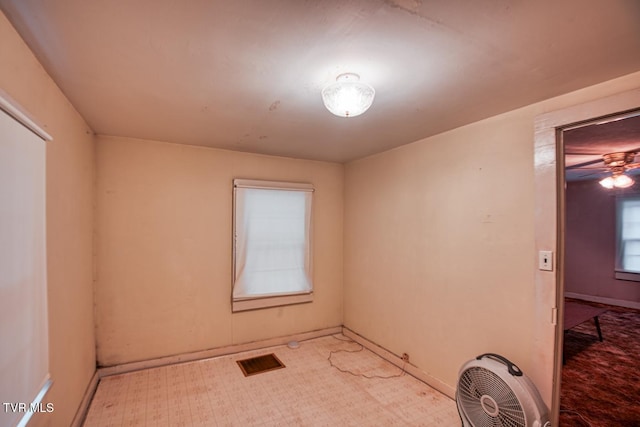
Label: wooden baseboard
xmin=73 ymin=326 xmax=341 ymax=425
xmin=70 ymin=371 xmax=99 ymax=427
xmin=75 ymin=324 xmax=455 ymax=425
xmin=98 ymin=326 xmax=342 ymax=378
xmin=341 ymin=326 xmax=455 ymax=399
xmin=565 ymin=292 xmax=640 ymax=310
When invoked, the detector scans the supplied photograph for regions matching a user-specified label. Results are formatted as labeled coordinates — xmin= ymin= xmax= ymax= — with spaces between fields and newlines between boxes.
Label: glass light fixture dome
xmin=321 ymin=73 xmax=375 ymax=118
xmin=599 ymin=176 xmax=615 ymax=189
xmin=599 ymin=173 xmax=634 ymax=189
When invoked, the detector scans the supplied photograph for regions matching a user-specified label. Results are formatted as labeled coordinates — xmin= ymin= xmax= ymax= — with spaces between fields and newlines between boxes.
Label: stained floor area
xmin=83 ymin=334 xmax=459 ymax=426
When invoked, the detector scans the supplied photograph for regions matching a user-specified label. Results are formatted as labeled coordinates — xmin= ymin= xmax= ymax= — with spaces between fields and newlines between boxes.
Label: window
xmin=615 ymin=197 xmax=640 ymax=281
xmin=232 ymin=179 xmax=313 ymax=312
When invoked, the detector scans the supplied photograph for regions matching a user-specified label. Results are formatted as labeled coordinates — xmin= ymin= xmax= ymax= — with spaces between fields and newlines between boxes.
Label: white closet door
xmin=0 ymin=106 xmax=50 ymax=427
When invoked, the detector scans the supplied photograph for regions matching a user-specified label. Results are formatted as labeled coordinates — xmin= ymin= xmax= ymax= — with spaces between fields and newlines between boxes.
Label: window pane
xmin=622 ymin=240 xmax=640 ymax=272
xmin=618 ymin=199 xmax=640 ymax=273
xmin=622 ymin=202 xmax=640 ymax=239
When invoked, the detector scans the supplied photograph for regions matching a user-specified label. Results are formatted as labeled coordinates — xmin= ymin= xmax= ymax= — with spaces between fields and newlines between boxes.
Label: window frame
xmin=231 ymin=179 xmax=314 ymax=312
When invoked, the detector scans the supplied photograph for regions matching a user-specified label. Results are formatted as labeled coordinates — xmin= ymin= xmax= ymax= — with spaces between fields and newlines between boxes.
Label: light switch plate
xmin=539 ymin=250 xmax=553 ymax=271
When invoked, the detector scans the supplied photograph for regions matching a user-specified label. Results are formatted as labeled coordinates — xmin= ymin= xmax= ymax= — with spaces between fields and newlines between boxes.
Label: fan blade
xmin=566 ymin=148 xmax=640 ymax=157
xmin=565 ymin=151 xmax=606 ymax=156
xmin=622 ymin=148 xmax=640 ymax=156
xmin=577 ymin=171 xmax=606 ymax=179
xmin=626 ymin=163 xmax=640 ymax=171
xmin=570 ymin=166 xmax=608 ymax=170
xmin=565 ymin=158 xmax=603 ymax=170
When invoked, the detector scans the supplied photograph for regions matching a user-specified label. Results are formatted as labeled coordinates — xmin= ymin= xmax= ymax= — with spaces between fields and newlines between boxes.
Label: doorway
xmin=533 ymin=86 xmax=640 ymax=427
xmin=560 ymin=111 xmax=640 ymax=425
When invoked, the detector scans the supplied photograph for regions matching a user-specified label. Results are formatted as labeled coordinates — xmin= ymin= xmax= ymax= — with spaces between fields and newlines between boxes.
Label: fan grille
xmin=458 ymin=366 xmax=526 ymax=427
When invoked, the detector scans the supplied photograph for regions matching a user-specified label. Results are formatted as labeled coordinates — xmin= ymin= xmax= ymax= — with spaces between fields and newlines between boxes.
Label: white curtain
xmin=233 ymin=183 xmax=312 ymax=301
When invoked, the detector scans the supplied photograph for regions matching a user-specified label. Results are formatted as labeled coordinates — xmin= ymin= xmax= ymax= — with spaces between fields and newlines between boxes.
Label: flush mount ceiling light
xmin=321 ymin=73 xmax=375 ymax=118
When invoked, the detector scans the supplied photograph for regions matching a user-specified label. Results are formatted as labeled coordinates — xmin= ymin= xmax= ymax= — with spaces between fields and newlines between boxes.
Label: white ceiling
xmin=2 ymin=0 xmax=640 ymax=163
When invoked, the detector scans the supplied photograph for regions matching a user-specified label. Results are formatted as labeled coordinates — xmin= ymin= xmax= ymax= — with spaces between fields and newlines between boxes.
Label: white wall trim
xmin=70 ymin=371 xmax=99 ymax=427
xmin=0 ymin=90 xmax=53 ymax=141
xmin=614 ymin=271 xmax=640 ymax=282
xmin=341 ymin=327 xmax=456 ymax=399
xmin=564 ymin=292 xmax=640 ymax=310
xmin=97 ymin=326 xmax=342 ymax=378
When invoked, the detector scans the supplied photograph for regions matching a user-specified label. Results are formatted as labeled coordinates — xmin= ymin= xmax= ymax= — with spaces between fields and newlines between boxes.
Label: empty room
xmin=1 ymin=1 xmax=639 ymax=426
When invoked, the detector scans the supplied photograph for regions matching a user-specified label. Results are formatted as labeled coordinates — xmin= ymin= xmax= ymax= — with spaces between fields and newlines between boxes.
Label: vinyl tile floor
xmin=83 ymin=334 xmax=459 ymax=426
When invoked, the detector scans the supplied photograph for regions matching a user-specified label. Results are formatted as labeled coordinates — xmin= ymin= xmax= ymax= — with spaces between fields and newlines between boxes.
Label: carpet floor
xmin=560 ymin=299 xmax=640 ymax=427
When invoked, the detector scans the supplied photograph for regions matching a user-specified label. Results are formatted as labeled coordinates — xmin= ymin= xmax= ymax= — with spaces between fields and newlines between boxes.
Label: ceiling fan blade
xmin=626 ymin=163 xmax=640 ymax=171
xmin=577 ymin=170 xmax=606 ymax=179
xmin=566 ymin=148 xmax=640 ymax=156
xmin=571 ymin=166 xmax=608 ymax=170
xmin=565 ymin=158 xmax=604 ymax=170
xmin=565 ymin=151 xmax=606 ymax=156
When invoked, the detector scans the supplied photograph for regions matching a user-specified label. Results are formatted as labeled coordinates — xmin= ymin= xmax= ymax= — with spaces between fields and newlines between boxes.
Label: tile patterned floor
xmin=83 ymin=334 xmax=459 ymax=426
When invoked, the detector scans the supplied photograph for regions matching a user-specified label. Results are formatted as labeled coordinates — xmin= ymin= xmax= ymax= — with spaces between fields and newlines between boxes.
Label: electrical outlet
xmin=401 ymin=353 xmax=409 ymax=362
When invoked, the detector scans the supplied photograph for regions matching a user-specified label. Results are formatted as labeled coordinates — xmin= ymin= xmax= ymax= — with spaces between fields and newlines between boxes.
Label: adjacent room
xmin=560 ymin=114 xmax=640 ymax=426
xmin=1 ymin=1 xmax=639 ymax=426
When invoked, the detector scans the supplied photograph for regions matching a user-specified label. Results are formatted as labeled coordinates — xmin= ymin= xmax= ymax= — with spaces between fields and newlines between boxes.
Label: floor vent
xmin=237 ymin=353 xmax=285 ymax=377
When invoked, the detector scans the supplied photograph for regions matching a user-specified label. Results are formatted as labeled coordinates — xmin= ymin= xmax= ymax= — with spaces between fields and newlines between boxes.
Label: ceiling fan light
xmin=599 ymin=176 xmax=615 ymax=189
xmin=613 ymin=174 xmax=634 ymax=188
xmin=321 ymin=73 xmax=375 ymax=118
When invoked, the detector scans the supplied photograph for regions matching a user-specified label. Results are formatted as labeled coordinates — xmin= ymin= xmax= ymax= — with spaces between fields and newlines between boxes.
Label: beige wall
xmin=3 ymin=1 xmax=640 ymax=419
xmin=565 ymin=180 xmax=640 ymax=305
xmin=0 ymin=11 xmax=96 ymax=427
xmin=94 ymin=136 xmax=343 ymax=366
xmin=344 ymin=71 xmax=640 ymax=404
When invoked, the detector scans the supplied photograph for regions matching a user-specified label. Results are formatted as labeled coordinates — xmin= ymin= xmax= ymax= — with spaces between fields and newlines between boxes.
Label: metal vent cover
xmin=236 ymin=353 xmax=285 ymax=377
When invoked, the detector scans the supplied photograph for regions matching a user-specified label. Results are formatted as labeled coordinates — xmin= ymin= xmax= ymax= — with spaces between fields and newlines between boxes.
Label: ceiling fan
xmin=566 ymin=151 xmax=640 ymax=188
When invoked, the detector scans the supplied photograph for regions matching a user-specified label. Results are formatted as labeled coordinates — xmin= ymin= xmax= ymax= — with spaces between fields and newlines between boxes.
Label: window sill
xmin=232 ymin=292 xmax=313 ymax=312
xmin=614 ymin=271 xmax=640 ymax=282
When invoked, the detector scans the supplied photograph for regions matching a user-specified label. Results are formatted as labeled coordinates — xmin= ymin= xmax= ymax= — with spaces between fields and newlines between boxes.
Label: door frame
xmin=533 ymin=87 xmax=640 ymax=426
